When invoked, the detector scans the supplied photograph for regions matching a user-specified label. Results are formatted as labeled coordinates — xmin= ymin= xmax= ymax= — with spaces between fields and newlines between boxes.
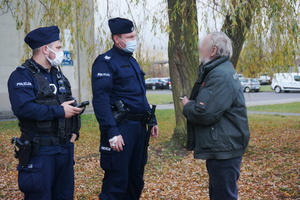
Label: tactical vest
xmin=18 ymin=59 xmax=79 ymax=138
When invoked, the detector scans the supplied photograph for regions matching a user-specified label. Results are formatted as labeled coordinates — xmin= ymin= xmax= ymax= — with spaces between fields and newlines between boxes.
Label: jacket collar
xmin=199 ymin=56 xmax=229 ymax=74
xmin=190 ymin=56 xmax=230 ymax=100
xmin=196 ymin=56 xmax=229 ymax=83
xmin=113 ymin=45 xmax=133 ymax=57
xmin=30 ymin=58 xmax=56 ymax=73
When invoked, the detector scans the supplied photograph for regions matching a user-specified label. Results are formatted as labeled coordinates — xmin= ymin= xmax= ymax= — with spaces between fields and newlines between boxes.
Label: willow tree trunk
xmin=167 ymin=0 xmax=199 ymax=149
xmin=222 ymin=0 xmax=255 ymax=67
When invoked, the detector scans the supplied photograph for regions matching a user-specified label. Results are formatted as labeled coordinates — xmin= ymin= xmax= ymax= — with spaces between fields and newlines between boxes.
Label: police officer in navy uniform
xmin=7 ymin=26 xmax=83 ymax=199
xmin=92 ymin=18 xmax=159 ymax=200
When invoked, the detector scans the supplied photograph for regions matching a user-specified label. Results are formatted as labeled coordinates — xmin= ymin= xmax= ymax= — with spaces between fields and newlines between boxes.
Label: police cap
xmin=108 ymin=17 xmax=134 ymax=35
xmin=24 ymin=26 xmax=60 ymax=50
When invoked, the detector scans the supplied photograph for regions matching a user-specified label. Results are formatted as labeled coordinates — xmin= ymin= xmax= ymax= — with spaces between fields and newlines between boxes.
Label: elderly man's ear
xmin=210 ymin=47 xmax=218 ymax=58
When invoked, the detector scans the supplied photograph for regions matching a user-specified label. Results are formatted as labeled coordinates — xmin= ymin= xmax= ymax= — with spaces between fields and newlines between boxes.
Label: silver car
xmin=240 ymin=78 xmax=261 ymax=93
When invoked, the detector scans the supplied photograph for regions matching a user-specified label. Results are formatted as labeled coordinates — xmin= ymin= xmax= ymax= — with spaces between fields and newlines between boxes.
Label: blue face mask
xmin=119 ymin=37 xmax=137 ymax=53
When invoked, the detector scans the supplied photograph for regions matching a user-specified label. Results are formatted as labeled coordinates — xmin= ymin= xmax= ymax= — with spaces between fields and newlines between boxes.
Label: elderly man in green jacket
xmin=181 ymin=31 xmax=250 ymax=200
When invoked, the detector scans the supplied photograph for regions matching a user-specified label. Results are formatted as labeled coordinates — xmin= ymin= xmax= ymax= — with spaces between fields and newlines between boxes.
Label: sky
xmin=95 ymin=0 xmax=224 ymax=59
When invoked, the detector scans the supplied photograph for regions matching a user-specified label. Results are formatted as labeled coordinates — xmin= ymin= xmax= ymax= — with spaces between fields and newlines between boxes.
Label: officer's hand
xmin=151 ymin=125 xmax=159 ymax=139
xmin=109 ymin=135 xmax=125 ymax=152
xmin=70 ymin=133 xmax=77 ymax=143
xmin=61 ymin=100 xmax=83 ymax=118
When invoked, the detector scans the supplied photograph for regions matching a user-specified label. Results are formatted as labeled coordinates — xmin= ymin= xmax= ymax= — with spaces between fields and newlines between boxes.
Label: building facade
xmin=0 ymin=0 xmax=95 ymax=119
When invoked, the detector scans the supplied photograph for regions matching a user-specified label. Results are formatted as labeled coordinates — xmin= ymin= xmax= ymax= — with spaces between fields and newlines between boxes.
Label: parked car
xmin=160 ymin=77 xmax=171 ymax=89
xmin=271 ymin=73 xmax=300 ymax=93
xmin=145 ymin=78 xmax=169 ymax=90
xmin=257 ymin=73 xmax=271 ymax=85
xmin=240 ymin=78 xmax=261 ymax=93
xmin=237 ymin=74 xmax=244 ymax=79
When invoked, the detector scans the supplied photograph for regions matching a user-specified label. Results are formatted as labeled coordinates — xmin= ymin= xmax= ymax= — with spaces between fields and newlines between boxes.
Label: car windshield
xmin=240 ymin=79 xmax=247 ymax=82
xmin=250 ymin=79 xmax=259 ymax=83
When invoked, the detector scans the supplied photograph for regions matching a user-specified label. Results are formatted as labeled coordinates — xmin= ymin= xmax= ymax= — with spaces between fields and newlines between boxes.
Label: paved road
xmin=247 ymin=111 xmax=300 ymax=116
xmin=147 ymin=90 xmax=300 ymax=107
xmin=147 ymin=90 xmax=173 ymax=95
xmin=243 ymin=92 xmax=300 ymax=106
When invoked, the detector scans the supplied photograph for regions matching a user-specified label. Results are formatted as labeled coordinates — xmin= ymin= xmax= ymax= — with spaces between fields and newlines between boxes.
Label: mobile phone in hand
xmin=77 ymin=101 xmax=90 ymax=108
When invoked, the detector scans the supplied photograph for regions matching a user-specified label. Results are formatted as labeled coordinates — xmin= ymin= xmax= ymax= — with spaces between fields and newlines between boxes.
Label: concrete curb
xmin=247 ymin=111 xmax=300 ymax=116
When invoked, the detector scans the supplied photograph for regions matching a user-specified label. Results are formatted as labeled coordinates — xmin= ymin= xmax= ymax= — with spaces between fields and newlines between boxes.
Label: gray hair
xmin=209 ymin=31 xmax=233 ymax=58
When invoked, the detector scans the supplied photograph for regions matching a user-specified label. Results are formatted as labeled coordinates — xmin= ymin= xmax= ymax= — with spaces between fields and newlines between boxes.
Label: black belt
xmin=21 ymin=131 xmax=71 ymax=146
xmin=126 ymin=112 xmax=151 ymax=124
xmin=38 ymin=137 xmax=61 ymax=146
xmin=126 ymin=113 xmax=147 ymax=121
xmin=36 ymin=135 xmax=72 ymax=146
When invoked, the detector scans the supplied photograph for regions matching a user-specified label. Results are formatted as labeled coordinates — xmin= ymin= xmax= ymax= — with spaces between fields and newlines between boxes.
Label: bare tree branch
xmin=38 ymin=0 xmax=49 ymax=12
xmin=0 ymin=0 xmax=15 ymax=16
xmin=197 ymin=0 xmax=226 ymax=16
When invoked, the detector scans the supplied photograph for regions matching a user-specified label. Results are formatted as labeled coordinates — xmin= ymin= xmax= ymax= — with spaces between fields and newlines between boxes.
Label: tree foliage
xmin=237 ymin=0 xmax=299 ymax=76
xmin=0 ymin=0 xmax=95 ymax=62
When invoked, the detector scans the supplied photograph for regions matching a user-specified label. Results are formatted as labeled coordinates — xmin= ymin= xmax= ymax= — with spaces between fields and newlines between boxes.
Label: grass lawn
xmin=247 ymin=102 xmax=300 ymax=113
xmin=146 ymin=93 xmax=173 ymax=105
xmin=260 ymin=85 xmax=273 ymax=92
xmin=0 ymin=111 xmax=299 ymax=199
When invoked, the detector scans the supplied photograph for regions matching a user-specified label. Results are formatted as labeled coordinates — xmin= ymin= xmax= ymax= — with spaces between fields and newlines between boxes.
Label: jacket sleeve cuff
xmin=182 ymin=101 xmax=195 ymax=118
xmin=53 ymin=106 xmax=65 ymax=118
xmin=107 ymin=127 xmax=120 ymax=139
xmin=153 ymin=116 xmax=158 ymax=125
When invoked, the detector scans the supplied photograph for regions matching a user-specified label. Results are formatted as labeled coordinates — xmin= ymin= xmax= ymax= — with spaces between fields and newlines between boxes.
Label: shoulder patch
xmin=96 ymin=72 xmax=111 ymax=78
xmin=15 ymin=81 xmax=33 ymax=88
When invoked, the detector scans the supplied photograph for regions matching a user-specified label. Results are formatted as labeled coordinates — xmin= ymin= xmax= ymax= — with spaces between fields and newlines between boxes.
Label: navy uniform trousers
xmin=99 ymin=120 xmax=147 ymax=200
xmin=17 ymin=143 xmax=74 ymax=200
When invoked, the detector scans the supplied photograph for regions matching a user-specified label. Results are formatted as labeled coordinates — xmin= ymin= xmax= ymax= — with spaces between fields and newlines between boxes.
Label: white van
xmin=271 ymin=73 xmax=300 ymax=93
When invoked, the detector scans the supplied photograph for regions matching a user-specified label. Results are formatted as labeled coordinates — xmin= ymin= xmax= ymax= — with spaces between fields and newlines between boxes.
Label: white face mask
xmin=46 ymin=46 xmax=64 ymax=66
xmin=118 ymin=37 xmax=137 ymax=53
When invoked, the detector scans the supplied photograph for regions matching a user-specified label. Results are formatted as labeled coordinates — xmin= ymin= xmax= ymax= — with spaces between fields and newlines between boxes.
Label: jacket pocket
xmin=114 ymin=67 xmax=137 ymax=92
xmin=118 ymin=66 xmax=135 ymax=78
xmin=17 ymin=157 xmax=45 ymax=193
xmin=211 ymin=126 xmax=218 ymax=141
xmin=100 ymin=150 xmax=120 ymax=171
xmin=198 ymin=123 xmax=230 ymax=149
xmin=195 ymin=89 xmax=213 ymax=113
xmin=199 ymin=125 xmax=219 ymax=148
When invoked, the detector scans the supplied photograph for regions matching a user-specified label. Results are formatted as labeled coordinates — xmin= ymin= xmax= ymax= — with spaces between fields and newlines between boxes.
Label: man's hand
xmin=151 ymin=125 xmax=159 ymax=139
xmin=61 ymin=100 xmax=83 ymax=118
xmin=70 ymin=133 xmax=77 ymax=143
xmin=181 ymin=96 xmax=190 ymax=106
xmin=109 ymin=135 xmax=125 ymax=152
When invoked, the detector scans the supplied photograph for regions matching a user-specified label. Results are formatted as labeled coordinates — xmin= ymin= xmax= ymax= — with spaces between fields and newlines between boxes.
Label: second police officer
xmin=92 ymin=18 xmax=159 ymax=200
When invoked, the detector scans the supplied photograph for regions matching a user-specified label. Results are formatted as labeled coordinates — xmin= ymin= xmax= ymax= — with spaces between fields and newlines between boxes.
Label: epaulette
xmin=16 ymin=66 xmax=26 ymax=70
xmin=101 ymin=50 xmax=115 ymax=63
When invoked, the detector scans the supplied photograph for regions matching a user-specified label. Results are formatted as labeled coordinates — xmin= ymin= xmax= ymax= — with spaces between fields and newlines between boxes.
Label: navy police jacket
xmin=8 ymin=59 xmax=64 ymax=120
xmin=92 ymin=45 xmax=152 ymax=139
xmin=7 ymin=58 xmax=71 ymax=155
